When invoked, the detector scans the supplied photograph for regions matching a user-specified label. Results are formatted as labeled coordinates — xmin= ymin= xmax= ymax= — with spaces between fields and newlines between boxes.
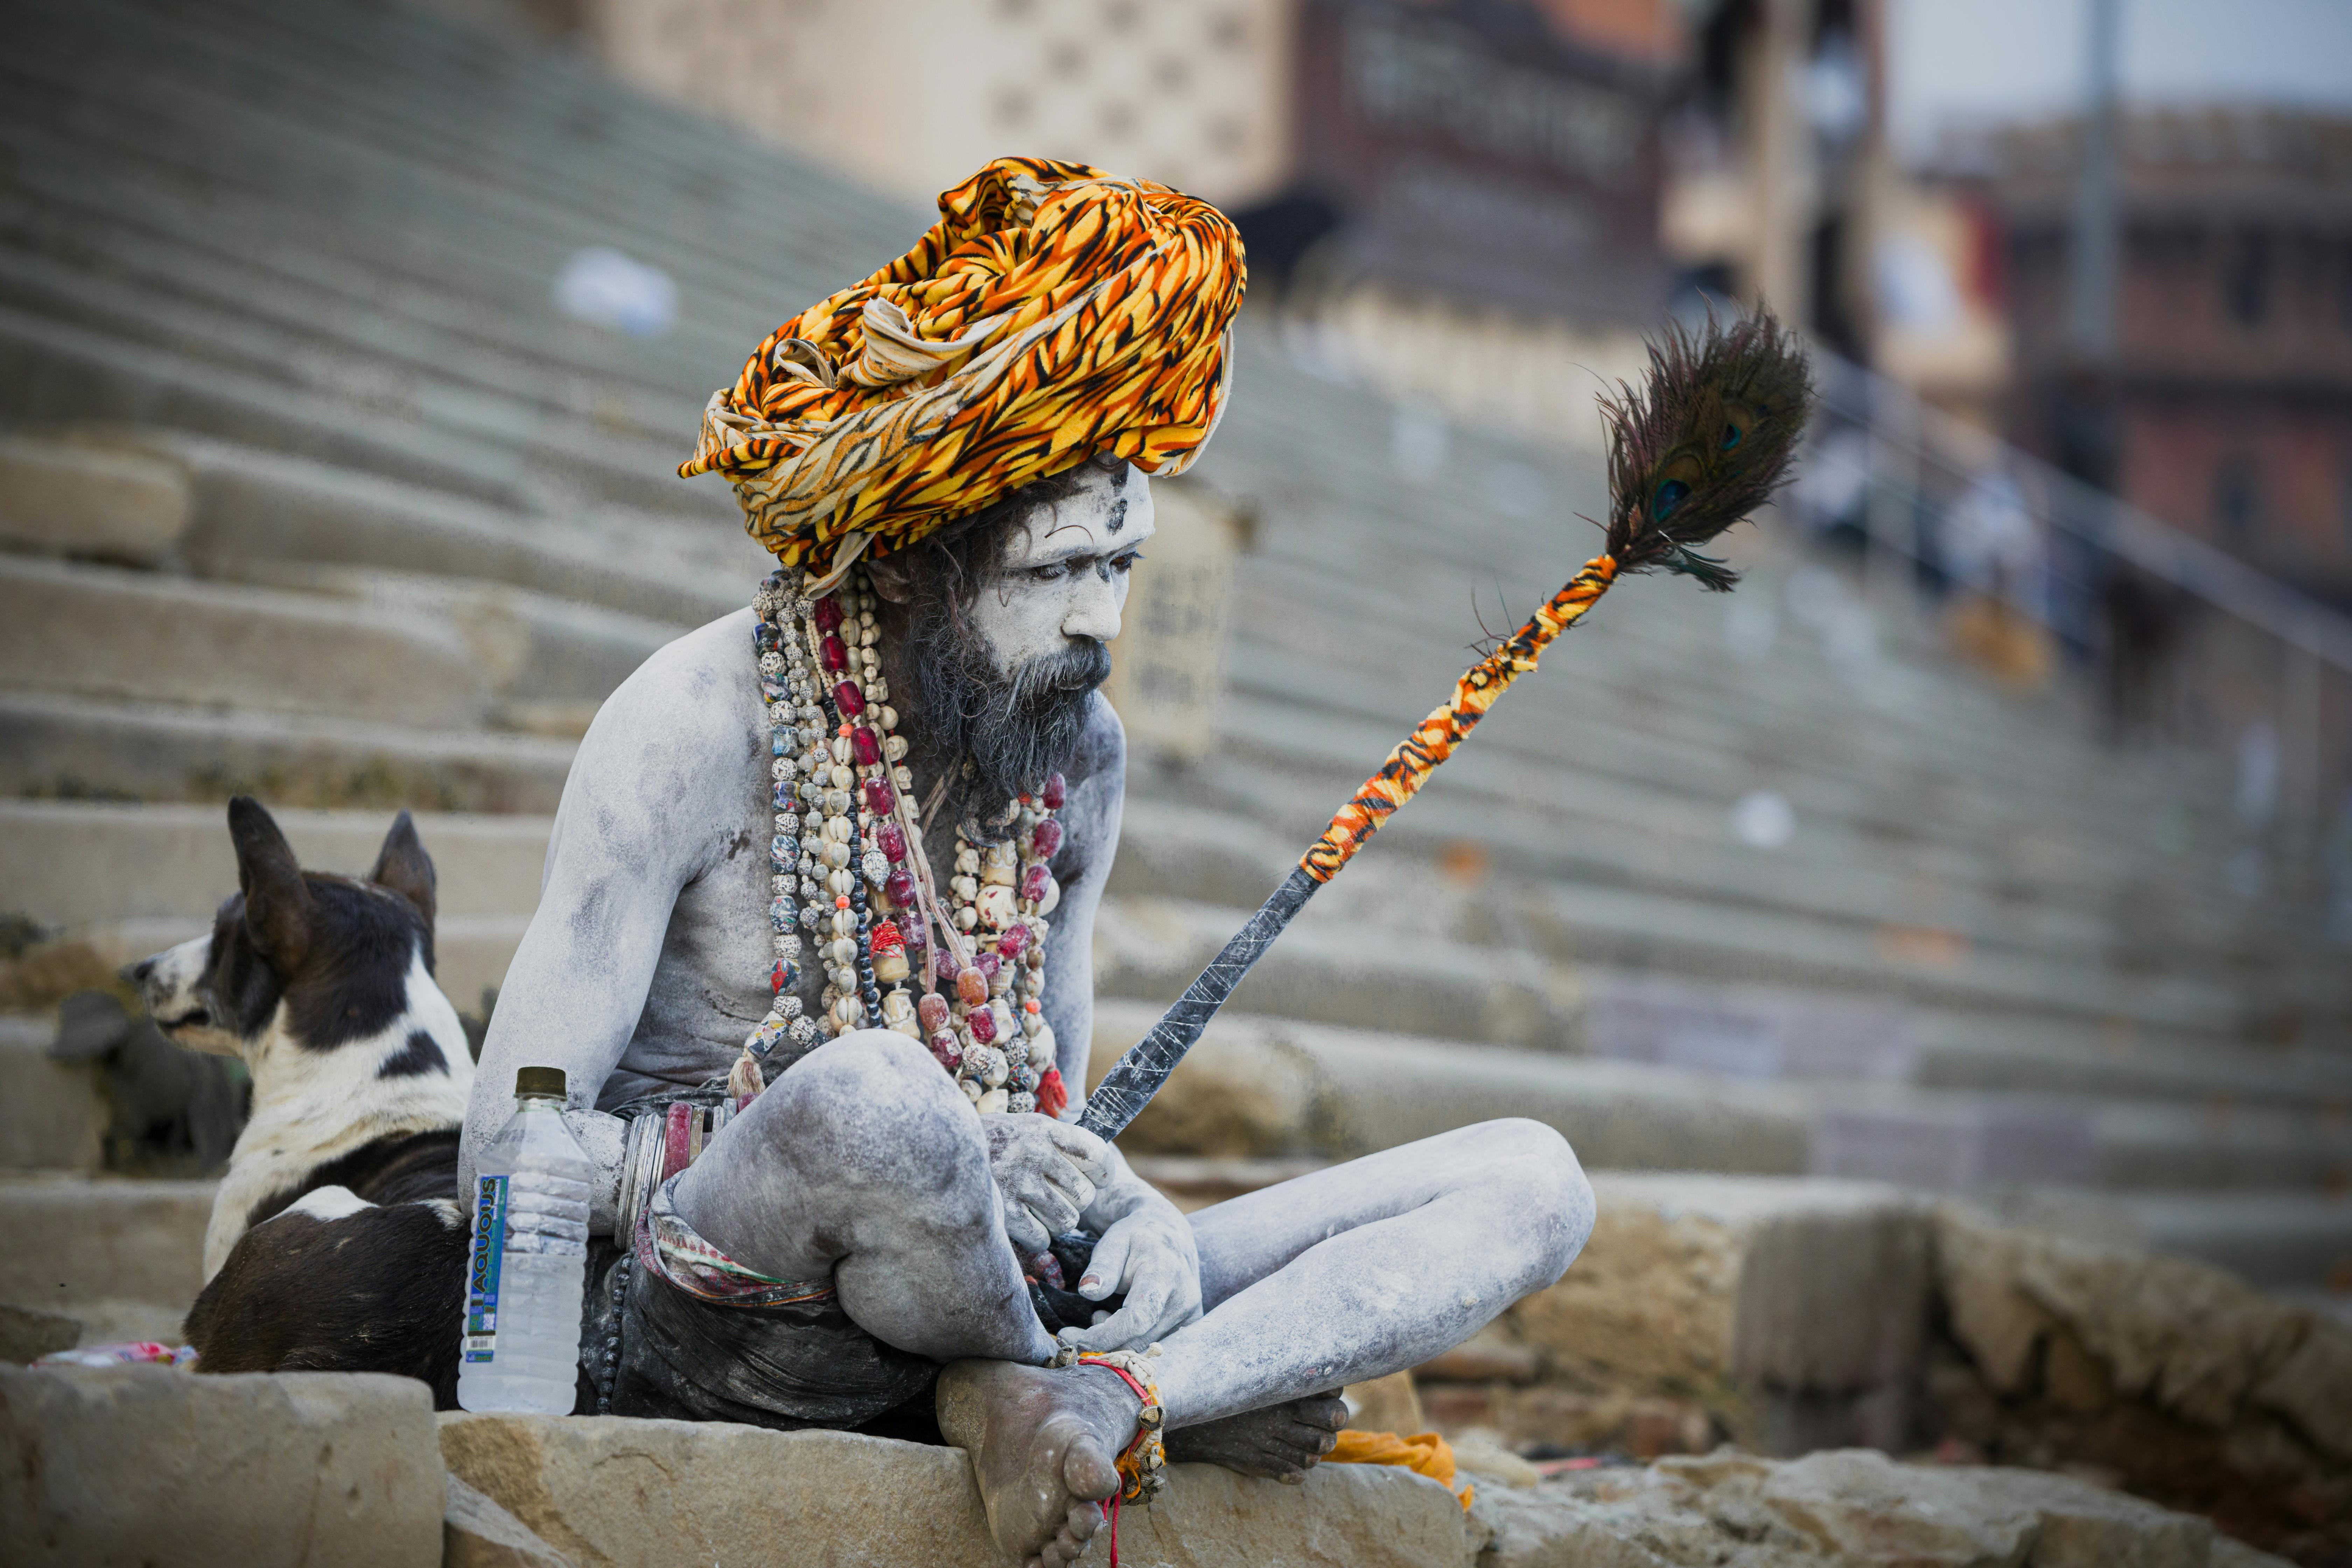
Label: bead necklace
xmin=735 ymin=566 xmax=1071 ymax=1119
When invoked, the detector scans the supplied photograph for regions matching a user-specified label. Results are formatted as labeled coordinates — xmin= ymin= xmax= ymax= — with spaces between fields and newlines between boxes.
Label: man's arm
xmin=459 ymin=630 xmax=735 ymax=1223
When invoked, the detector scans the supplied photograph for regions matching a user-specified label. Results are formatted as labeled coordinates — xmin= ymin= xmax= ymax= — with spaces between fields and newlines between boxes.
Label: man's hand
xmin=983 ymin=1113 xmax=1111 ymax=1255
xmin=1055 ymin=1197 xmax=1202 ymax=1352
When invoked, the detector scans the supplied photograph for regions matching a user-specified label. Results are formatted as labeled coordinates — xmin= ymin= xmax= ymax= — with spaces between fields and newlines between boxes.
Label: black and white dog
xmin=133 ymin=796 xmax=472 ymax=1405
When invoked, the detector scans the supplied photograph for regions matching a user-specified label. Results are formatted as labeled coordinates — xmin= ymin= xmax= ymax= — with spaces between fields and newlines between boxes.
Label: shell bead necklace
xmin=736 ymin=566 xmax=1069 ymax=1119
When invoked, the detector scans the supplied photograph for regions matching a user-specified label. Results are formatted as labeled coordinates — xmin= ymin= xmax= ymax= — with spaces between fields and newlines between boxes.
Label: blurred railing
xmin=1797 ymin=349 xmax=2352 ymax=866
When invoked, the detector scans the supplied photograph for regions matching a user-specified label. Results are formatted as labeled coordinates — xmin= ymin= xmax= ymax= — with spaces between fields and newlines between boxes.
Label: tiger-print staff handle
xmin=1079 ymin=312 xmax=1811 ymax=1142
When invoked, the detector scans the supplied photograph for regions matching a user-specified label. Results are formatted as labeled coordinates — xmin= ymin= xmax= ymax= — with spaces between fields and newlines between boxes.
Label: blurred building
xmin=1983 ymin=109 xmax=2352 ymax=604
xmin=547 ymin=0 xmax=1298 ymax=212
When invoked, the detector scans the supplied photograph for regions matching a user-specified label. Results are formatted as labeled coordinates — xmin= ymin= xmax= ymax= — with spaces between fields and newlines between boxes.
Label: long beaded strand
xmin=738 ymin=564 xmax=1066 ymax=1119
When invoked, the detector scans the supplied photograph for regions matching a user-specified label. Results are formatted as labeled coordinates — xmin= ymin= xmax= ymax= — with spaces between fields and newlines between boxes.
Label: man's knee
xmin=754 ymin=1029 xmax=986 ymax=1189
xmin=1475 ymin=1119 xmax=1594 ymax=1286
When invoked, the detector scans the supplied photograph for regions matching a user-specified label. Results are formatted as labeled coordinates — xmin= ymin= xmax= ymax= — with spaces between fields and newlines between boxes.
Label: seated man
xmin=466 ymin=157 xmax=1593 ymax=1568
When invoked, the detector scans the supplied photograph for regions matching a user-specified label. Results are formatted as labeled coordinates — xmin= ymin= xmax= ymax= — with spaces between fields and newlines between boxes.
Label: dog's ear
xmin=229 ymin=796 xmax=312 ymax=970
xmin=368 ymin=810 xmax=437 ymax=933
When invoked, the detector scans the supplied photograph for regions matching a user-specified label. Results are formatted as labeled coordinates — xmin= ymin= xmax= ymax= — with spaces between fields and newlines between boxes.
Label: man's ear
xmin=229 ymin=796 xmax=312 ymax=971
xmin=368 ymin=810 xmax=437 ymax=934
xmin=864 ymin=552 xmax=915 ymax=604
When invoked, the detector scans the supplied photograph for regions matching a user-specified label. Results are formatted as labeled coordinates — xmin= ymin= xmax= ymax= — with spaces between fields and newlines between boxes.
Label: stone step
xmin=4 ymin=0 xmax=907 ymax=323
xmin=0 ymin=1173 xmax=214 ymax=1314
xmin=155 ymin=433 xmax=761 ymax=629
xmin=0 ymin=303 xmax=532 ymax=517
xmin=0 ymin=690 xmax=577 ymax=813
xmin=1110 ymin=791 xmax=2273 ymax=1038
xmin=3 ymin=1363 xmax=445 ymax=1567
xmin=0 ymin=433 xmax=191 ymax=566
xmin=217 ymin=562 xmax=682 ymax=726
xmin=0 ymin=232 xmax=712 ymax=523
xmin=9 ymin=798 xmax=2325 ymax=1113
xmin=0 ymin=1014 xmax=104 ymax=1172
xmin=2004 ymin=1188 xmax=2352 ymax=1291
xmin=0 ymin=800 xmax=549 ymax=927
xmin=1087 ymin=999 xmax=2352 ymax=1209
xmin=0 ymin=553 xmax=489 ymax=729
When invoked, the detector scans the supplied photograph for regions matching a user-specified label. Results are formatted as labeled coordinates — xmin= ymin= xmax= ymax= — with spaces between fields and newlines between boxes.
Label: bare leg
xmin=673 ymin=1029 xmax=1055 ymax=1364
xmin=673 ymin=1032 xmax=1135 ymax=1567
xmin=1153 ymin=1119 xmax=1592 ymax=1429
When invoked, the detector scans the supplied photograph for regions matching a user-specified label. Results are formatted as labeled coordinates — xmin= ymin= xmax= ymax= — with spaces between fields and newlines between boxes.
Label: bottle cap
xmin=514 ymin=1066 xmax=567 ymax=1099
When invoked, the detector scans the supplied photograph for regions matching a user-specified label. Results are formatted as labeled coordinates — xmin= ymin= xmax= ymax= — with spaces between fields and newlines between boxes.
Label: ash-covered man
xmin=466 ymin=159 xmax=1592 ymax=1568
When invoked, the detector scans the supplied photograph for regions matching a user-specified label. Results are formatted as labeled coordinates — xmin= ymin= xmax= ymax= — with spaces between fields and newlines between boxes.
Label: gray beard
xmin=904 ymin=598 xmax=1110 ymax=841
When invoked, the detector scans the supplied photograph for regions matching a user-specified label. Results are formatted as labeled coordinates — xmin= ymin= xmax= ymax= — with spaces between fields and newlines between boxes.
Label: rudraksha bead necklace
xmin=734 ymin=566 xmax=1070 ymax=1118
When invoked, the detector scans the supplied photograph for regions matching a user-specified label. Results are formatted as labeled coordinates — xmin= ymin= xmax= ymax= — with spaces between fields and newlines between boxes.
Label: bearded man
xmin=465 ymin=159 xmax=1593 ymax=1568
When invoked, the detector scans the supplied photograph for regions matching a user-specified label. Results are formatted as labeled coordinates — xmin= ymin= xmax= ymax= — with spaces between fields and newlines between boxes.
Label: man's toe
xmin=1061 ymin=1432 xmax=1121 ymax=1504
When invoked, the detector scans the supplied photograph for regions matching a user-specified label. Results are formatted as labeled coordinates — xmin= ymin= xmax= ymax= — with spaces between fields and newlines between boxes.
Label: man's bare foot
xmin=1165 ymin=1392 xmax=1348 ymax=1484
xmin=937 ymin=1359 xmax=1141 ymax=1568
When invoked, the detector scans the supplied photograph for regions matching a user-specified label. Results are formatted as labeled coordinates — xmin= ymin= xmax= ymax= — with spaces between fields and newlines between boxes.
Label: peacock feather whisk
xmin=1079 ymin=309 xmax=1814 ymax=1139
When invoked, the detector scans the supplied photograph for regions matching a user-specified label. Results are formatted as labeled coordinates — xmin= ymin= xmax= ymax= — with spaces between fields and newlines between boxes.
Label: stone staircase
xmin=1 ymin=0 xmax=2347 ymax=1351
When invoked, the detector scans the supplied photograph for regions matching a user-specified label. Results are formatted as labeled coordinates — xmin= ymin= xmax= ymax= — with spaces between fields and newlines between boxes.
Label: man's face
xmin=878 ymin=458 xmax=1154 ymax=823
xmin=969 ymin=460 xmax=1155 ymax=674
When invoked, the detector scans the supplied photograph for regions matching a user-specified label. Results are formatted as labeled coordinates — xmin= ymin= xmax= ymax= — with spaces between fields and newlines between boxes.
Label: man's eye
xmin=1112 ymin=551 xmax=1143 ymax=573
xmin=1029 ymin=563 xmax=1066 ymax=582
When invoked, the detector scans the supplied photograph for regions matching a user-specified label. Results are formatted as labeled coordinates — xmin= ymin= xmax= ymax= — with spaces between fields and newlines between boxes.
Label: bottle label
xmin=462 ymin=1174 xmax=509 ymax=1364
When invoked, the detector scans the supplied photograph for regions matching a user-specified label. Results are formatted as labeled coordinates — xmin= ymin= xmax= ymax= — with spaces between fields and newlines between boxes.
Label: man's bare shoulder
xmin=576 ymin=607 xmax=758 ymax=765
xmin=553 ymin=608 xmax=760 ymax=861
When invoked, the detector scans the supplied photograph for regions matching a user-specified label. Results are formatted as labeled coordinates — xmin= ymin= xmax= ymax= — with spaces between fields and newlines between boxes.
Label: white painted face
xmin=968 ymin=461 xmax=1155 ymax=673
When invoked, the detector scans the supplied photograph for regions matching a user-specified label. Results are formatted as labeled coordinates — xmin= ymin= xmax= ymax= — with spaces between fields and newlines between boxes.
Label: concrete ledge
xmin=0 ymin=690 xmax=577 ymax=813
xmin=0 ymin=800 xmax=550 ymax=927
xmin=0 ymin=1017 xmax=104 ymax=1171
xmin=441 ymin=1413 xmax=1476 ymax=1568
xmin=0 ymin=1175 xmax=215 ymax=1312
xmin=0 ymin=554 xmax=486 ymax=727
xmin=1092 ymin=999 xmax=1812 ymax=1174
xmin=0 ymin=433 xmax=190 ymax=563
xmin=0 ymin=1365 xmax=443 ymax=1568
xmin=1470 ymin=1447 xmax=2287 ymax=1568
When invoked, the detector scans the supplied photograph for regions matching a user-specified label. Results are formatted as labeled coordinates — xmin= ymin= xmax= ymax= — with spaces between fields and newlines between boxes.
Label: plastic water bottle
xmin=457 ymin=1065 xmax=593 ymax=1414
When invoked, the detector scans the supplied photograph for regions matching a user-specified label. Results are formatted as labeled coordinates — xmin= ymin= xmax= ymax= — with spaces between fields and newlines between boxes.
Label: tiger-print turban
xmin=680 ymin=156 xmax=1247 ymax=588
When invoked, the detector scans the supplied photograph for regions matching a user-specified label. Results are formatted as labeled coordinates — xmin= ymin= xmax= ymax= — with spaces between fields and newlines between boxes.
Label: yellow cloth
xmin=1326 ymin=1429 xmax=1475 ymax=1510
xmin=680 ymin=156 xmax=1246 ymax=584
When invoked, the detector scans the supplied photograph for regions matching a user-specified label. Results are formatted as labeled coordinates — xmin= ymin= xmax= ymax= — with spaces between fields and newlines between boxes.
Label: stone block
xmin=1933 ymin=1207 xmax=2352 ymax=1463
xmin=0 ymin=434 xmax=190 ymax=564
xmin=0 ymin=1176 xmax=214 ymax=1313
xmin=0 ymin=1017 xmax=106 ymax=1170
xmin=0 ymin=554 xmax=485 ymax=728
xmin=0 ymin=1365 xmax=443 ymax=1568
xmin=0 ymin=801 xmax=549 ymax=929
xmin=1467 ymin=1447 xmax=2267 ymax=1568
xmin=1498 ymin=1176 xmax=1932 ymax=1454
xmin=441 ymin=1411 xmax=1477 ymax=1568
xmin=1088 ymin=1000 xmax=1811 ymax=1173
xmin=0 ymin=1304 xmax=79 ymax=1364
xmin=444 ymin=1473 xmax=573 ymax=1568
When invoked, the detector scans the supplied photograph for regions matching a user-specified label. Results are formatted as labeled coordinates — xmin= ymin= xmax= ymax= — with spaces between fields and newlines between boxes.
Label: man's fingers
xmin=1044 ymin=1122 xmax=1111 ymax=1181
xmin=1077 ymin=1226 xmax=1131 ymax=1299
xmin=1004 ymin=1202 xmax=1050 ymax=1255
xmin=1034 ymin=1163 xmax=1097 ymax=1220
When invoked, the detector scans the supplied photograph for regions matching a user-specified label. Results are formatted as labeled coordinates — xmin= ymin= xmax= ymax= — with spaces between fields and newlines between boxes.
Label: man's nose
xmin=1060 ymin=570 xmax=1122 ymax=644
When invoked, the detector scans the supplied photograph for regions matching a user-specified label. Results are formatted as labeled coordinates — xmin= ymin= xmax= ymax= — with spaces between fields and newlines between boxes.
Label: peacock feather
xmin=1600 ymin=308 xmax=1814 ymax=591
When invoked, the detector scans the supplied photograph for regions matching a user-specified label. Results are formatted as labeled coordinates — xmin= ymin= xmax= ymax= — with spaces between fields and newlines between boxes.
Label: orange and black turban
xmin=681 ymin=156 xmax=1247 ymax=586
